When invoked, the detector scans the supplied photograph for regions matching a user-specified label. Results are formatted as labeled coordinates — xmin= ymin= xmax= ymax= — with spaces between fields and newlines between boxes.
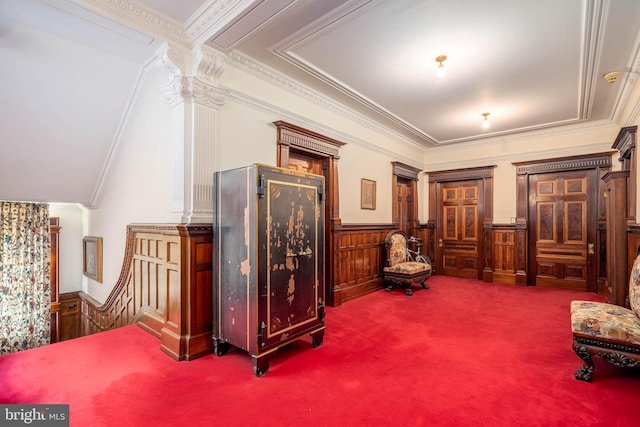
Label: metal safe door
xmin=264 ymin=177 xmax=321 ymax=341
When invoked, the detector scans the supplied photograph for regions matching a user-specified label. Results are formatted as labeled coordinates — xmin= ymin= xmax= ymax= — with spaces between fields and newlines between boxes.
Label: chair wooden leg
xmin=405 ymin=285 xmax=413 ymax=296
xmin=573 ymin=340 xmax=594 ymax=382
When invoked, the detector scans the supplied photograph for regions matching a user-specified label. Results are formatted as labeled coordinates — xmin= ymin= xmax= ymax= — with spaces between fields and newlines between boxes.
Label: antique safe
xmin=212 ymin=164 xmax=325 ymax=376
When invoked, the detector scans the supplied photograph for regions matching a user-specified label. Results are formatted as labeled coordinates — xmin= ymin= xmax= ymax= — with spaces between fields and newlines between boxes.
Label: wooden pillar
xmin=602 ymin=171 xmax=630 ymax=306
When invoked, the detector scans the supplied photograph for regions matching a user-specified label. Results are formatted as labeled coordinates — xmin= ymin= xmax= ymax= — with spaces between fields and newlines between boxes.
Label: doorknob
xmin=588 ymin=243 xmax=595 ymax=254
xmin=438 ymin=238 xmax=443 ymax=247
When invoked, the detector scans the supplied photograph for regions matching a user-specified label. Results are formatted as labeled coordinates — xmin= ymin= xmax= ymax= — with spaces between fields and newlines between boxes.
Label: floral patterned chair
xmin=383 ymin=230 xmax=432 ymax=296
xmin=570 ymin=249 xmax=640 ymax=381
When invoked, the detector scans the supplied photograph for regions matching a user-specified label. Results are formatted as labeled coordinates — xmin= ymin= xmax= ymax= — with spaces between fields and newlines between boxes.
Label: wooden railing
xmin=61 ymin=224 xmax=213 ymax=361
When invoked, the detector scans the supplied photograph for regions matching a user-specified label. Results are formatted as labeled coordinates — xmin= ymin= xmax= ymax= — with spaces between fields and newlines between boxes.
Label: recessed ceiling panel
xmin=283 ymin=0 xmax=583 ymax=143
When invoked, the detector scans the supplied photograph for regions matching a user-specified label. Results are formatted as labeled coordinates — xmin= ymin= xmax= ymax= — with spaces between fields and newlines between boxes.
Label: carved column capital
xmin=161 ymin=76 xmax=228 ymax=108
xmin=156 ymin=43 xmax=226 ymax=83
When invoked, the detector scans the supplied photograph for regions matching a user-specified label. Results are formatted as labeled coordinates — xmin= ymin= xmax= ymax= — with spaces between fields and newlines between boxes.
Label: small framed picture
xmin=83 ymin=236 xmax=103 ymax=283
xmin=361 ymin=179 xmax=376 ymax=210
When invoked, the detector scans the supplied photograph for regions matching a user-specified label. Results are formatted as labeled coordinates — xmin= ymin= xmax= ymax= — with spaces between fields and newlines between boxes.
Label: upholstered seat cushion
xmin=383 ymin=261 xmax=431 ymax=275
xmin=570 ymin=300 xmax=640 ymax=346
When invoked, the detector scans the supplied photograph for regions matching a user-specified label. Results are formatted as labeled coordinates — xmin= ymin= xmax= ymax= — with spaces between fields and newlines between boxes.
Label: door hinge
xmin=257 ymin=174 xmax=265 ymax=198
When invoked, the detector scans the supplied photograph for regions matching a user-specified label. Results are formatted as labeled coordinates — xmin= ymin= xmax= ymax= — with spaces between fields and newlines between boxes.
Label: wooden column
xmin=602 ymin=171 xmax=630 ymax=306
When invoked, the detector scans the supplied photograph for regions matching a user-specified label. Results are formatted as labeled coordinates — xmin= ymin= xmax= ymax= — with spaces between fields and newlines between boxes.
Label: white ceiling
xmin=2 ymin=0 xmax=640 ymax=205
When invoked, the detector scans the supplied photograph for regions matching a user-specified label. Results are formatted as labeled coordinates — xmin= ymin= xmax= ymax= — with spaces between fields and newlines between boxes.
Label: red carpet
xmin=2 ymin=276 xmax=639 ymax=426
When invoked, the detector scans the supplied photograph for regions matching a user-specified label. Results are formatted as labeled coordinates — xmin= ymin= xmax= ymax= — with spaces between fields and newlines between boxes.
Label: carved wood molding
xmin=273 ymin=120 xmax=346 ymax=159
xmin=77 ymin=223 xmax=213 ymax=361
xmin=341 ymin=223 xmax=396 ymax=231
xmin=612 ymin=126 xmax=637 ymax=162
xmin=392 ymin=161 xmax=422 ymax=181
xmin=426 ymin=165 xmax=496 ymax=182
xmin=513 ymin=152 xmax=614 ymax=175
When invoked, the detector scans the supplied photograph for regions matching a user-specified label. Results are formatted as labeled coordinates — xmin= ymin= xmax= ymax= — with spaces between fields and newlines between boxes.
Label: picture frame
xmin=83 ymin=236 xmax=103 ymax=283
xmin=361 ymin=178 xmax=377 ymax=210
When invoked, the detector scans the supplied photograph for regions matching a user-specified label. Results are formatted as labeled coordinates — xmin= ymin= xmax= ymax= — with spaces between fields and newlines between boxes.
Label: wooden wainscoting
xmin=334 ymin=224 xmax=395 ymax=304
xmin=492 ymin=225 xmax=517 ymax=285
xmin=59 ymin=224 xmax=213 ymax=361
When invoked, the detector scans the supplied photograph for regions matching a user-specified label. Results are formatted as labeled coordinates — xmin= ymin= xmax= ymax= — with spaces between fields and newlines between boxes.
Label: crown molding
xmin=74 ymin=0 xmax=188 ymax=46
xmin=226 ymin=50 xmax=429 ymax=151
xmin=223 ymin=85 xmax=424 ymax=171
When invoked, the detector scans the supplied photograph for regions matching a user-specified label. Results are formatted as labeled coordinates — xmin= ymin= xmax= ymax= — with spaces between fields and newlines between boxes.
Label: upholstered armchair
xmin=570 ymin=249 xmax=640 ymax=381
xmin=383 ymin=230 xmax=432 ymax=296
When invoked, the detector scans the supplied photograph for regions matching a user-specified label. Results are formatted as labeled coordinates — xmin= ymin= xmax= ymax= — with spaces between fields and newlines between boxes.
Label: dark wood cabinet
xmin=59 ymin=293 xmax=81 ymax=341
xmin=212 ymin=164 xmax=325 ymax=376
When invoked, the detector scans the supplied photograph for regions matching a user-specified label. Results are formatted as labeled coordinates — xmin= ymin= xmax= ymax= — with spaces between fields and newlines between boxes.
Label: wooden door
xmin=397 ymin=177 xmax=414 ymax=237
xmin=528 ymin=170 xmax=596 ymax=291
xmin=439 ymin=180 xmax=482 ymax=279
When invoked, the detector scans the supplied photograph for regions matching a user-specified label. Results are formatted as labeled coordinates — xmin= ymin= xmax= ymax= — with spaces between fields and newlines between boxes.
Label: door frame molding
xmin=427 ymin=165 xmax=496 ymax=281
xmin=273 ymin=121 xmax=346 ymax=306
xmin=513 ymin=152 xmax=614 ymax=287
xmin=391 ymin=161 xmax=422 ymax=233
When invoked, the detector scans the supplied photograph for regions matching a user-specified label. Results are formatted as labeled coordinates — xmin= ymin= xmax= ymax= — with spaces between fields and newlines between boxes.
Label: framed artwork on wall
xmin=361 ymin=178 xmax=376 ymax=210
xmin=83 ymin=236 xmax=103 ymax=283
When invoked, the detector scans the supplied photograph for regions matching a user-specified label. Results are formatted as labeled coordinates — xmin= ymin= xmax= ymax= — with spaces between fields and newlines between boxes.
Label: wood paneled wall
xmin=334 ymin=224 xmax=393 ymax=304
xmin=492 ymin=225 xmax=517 ymax=284
xmin=330 ymin=223 xmax=436 ymax=304
xmin=60 ymin=224 xmax=213 ymax=361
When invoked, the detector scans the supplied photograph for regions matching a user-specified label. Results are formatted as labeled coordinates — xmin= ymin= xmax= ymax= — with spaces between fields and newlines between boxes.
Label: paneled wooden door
xmin=527 ymin=170 xmax=597 ymax=291
xmin=397 ymin=176 xmax=414 ymax=237
xmin=438 ymin=180 xmax=483 ymax=279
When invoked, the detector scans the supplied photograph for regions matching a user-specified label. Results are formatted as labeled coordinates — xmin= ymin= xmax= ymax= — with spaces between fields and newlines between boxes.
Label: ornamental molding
xmin=161 ymin=76 xmax=228 ymax=109
xmin=75 ymin=0 xmax=187 ymax=46
xmin=224 ymin=87 xmax=423 ymax=170
xmin=513 ymin=153 xmax=613 ymax=176
xmin=427 ymin=166 xmax=496 ymax=183
xmin=392 ymin=162 xmax=422 ymax=181
xmin=76 ymin=0 xmax=255 ymax=48
xmin=226 ymin=51 xmax=426 ymax=151
xmin=156 ymin=44 xmax=226 ymax=84
xmin=612 ymin=126 xmax=637 ymax=160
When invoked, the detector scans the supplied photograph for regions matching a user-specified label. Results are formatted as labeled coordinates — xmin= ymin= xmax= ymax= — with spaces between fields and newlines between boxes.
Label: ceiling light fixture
xmin=435 ymin=55 xmax=447 ymax=79
xmin=481 ymin=112 xmax=490 ymax=129
xmin=603 ymin=71 xmax=619 ymax=84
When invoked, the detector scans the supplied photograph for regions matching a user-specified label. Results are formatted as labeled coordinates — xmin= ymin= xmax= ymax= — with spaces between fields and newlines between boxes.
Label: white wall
xmin=48 ymin=203 xmax=85 ymax=294
xmin=219 ymin=63 xmax=427 ymax=224
xmin=423 ymin=124 xmax=620 ymax=223
xmin=84 ymin=66 xmax=174 ymax=303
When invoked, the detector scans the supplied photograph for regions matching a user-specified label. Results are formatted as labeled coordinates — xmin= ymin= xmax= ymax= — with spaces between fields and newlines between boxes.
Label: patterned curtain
xmin=0 ymin=202 xmax=50 ymax=354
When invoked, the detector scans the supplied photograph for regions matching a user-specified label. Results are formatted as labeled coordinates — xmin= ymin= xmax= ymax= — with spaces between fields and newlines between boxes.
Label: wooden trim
xmin=612 ymin=126 xmax=637 ymax=223
xmin=427 ymin=165 xmax=495 ymax=282
xmin=513 ymin=152 xmax=613 ymax=288
xmin=603 ymin=171 xmax=630 ymax=306
xmin=273 ymin=121 xmax=346 ymax=306
xmin=513 ymin=152 xmax=615 ymax=175
xmin=49 ymin=218 xmax=61 ymax=343
xmin=392 ymin=161 xmax=422 ymax=180
xmin=273 ymin=120 xmax=345 ymax=158
xmin=426 ymin=165 xmax=496 ymax=182
xmin=73 ymin=223 xmax=213 ymax=361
